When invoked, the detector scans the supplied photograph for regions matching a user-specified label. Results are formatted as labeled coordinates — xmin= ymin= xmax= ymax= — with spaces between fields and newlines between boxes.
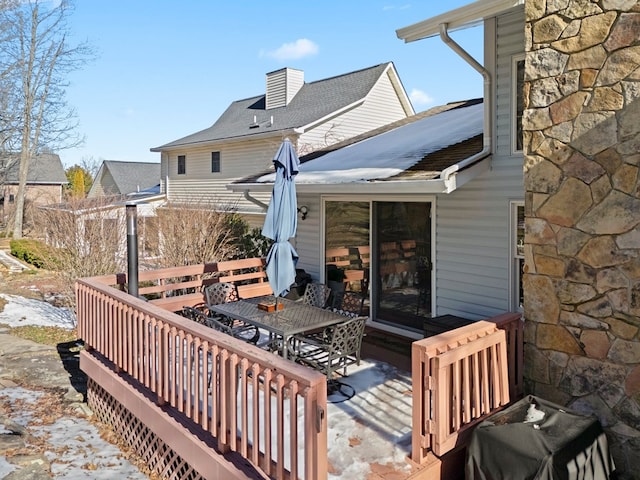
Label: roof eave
xmin=396 ymin=0 xmax=523 ymax=42
xmin=229 ymin=156 xmax=491 ymax=196
xmin=150 ymin=129 xmax=299 ymax=152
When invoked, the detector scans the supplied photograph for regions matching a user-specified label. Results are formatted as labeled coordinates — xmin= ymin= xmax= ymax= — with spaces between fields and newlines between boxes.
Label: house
xmin=237 ymin=0 xmax=637 ymax=471
xmin=72 ymin=0 xmax=638 ymax=478
xmin=0 ymin=152 xmax=67 ymax=224
xmin=234 ymin=98 xmax=491 ymax=335
xmin=151 ymin=63 xmax=414 ymax=224
xmin=88 ymin=160 xmax=161 ymax=198
xmin=232 ymin=2 xmax=525 ymax=338
xmin=395 ymin=0 xmax=640 ymax=474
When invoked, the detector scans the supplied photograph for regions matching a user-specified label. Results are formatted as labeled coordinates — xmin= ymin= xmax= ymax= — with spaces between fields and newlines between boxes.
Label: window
xmin=512 ymin=56 xmax=525 ymax=154
xmin=511 ymin=201 xmax=525 ymax=312
xmin=211 ymin=151 xmax=220 ymax=173
xmin=177 ymin=155 xmax=186 ymax=175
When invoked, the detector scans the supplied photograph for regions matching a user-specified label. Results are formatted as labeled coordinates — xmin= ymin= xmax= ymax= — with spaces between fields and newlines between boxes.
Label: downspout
xmin=244 ymin=191 xmax=269 ymax=211
xmin=439 ymin=23 xmax=492 ymax=192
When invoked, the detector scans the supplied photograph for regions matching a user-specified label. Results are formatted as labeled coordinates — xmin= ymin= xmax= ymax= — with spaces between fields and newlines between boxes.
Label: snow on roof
xmin=256 ymin=101 xmax=483 ymax=185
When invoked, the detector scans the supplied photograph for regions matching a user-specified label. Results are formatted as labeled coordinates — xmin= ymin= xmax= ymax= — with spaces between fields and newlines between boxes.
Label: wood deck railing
xmin=78 ymin=262 xmax=524 ymax=479
xmin=410 ymin=313 xmax=523 ymax=465
xmin=76 ymin=271 xmax=327 ymax=480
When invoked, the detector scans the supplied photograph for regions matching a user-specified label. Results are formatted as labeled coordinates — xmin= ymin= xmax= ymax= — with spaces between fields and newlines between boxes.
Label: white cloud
xmin=264 ymin=38 xmax=319 ymax=62
xmin=383 ymin=4 xmax=411 ymax=11
xmin=409 ymin=88 xmax=434 ymax=107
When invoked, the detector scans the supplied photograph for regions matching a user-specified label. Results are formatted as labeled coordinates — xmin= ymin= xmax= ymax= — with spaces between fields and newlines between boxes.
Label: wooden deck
xmin=75 ymin=260 xmax=524 ymax=480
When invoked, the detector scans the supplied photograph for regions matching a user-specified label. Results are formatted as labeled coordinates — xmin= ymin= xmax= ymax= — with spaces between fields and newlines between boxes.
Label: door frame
xmin=321 ymin=194 xmax=436 ymax=339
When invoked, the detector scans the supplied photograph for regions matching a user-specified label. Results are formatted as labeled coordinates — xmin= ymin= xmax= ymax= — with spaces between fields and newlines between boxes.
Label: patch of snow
xmin=0 ymin=457 xmax=16 ymax=477
xmin=0 ymin=294 xmax=76 ymax=329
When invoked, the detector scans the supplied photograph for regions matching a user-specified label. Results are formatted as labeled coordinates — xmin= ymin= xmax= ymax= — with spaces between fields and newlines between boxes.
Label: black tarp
xmin=466 ymin=395 xmax=615 ymax=480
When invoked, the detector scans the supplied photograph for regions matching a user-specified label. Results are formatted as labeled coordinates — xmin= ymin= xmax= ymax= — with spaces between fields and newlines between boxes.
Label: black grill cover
xmin=466 ymin=395 xmax=615 ymax=480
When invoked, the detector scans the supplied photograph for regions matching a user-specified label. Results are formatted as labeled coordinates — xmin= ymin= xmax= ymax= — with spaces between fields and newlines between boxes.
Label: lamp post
xmin=126 ymin=202 xmax=139 ymax=298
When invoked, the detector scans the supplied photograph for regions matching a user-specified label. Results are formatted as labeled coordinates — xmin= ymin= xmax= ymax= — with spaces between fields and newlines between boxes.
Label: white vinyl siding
xmin=293 ymin=193 xmax=323 ymax=280
xmin=165 ymin=138 xmax=280 ymax=212
xmin=299 ymin=71 xmax=410 ymax=151
xmin=434 ymin=6 xmax=524 ymax=320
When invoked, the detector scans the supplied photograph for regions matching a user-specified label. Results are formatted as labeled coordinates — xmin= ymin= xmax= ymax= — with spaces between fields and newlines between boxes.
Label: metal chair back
xmin=204 ymin=282 xmax=239 ymax=306
xmin=294 ymin=316 xmax=367 ymax=377
xmin=331 ymin=290 xmax=365 ymax=317
xmin=202 ymin=282 xmax=260 ymax=344
xmin=302 ymin=283 xmax=331 ymax=308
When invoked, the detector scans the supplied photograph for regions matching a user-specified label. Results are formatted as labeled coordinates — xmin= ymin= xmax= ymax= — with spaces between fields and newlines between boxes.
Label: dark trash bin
xmin=466 ymin=395 xmax=615 ymax=480
xmin=293 ymin=268 xmax=312 ymax=296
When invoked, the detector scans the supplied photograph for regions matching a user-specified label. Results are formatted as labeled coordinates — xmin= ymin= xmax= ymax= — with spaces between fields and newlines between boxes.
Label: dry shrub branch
xmin=33 ymin=197 xmax=259 ymax=300
xmin=151 ymin=200 xmax=244 ymax=268
xmin=34 ymin=197 xmax=124 ymax=296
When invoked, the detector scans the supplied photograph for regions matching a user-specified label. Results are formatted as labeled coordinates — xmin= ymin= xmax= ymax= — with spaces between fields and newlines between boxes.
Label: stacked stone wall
xmin=523 ymin=1 xmax=640 ymax=476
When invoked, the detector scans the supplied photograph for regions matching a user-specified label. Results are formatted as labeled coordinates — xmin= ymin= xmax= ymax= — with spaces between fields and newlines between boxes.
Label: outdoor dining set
xmin=180 ymin=281 xmax=368 ymax=386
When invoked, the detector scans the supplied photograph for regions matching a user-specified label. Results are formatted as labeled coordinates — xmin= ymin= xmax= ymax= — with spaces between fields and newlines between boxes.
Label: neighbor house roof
xmin=231 ymin=99 xmax=489 ymax=195
xmin=89 ymin=160 xmax=161 ymax=197
xmin=152 ymin=63 xmax=413 ymax=151
xmin=396 ymin=0 xmax=523 ymax=42
xmin=0 ymin=153 xmax=67 ymax=184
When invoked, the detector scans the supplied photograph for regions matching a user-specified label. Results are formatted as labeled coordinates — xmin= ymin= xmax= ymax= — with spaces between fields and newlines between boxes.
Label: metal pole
xmin=126 ymin=202 xmax=139 ymax=298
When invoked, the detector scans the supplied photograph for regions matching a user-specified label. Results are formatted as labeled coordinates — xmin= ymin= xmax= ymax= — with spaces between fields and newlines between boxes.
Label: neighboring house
xmin=88 ymin=160 xmax=161 ymax=198
xmin=42 ymin=191 xmax=165 ymax=261
xmin=0 ymin=152 xmax=68 ymax=224
xmin=151 ymin=63 xmax=415 ymax=224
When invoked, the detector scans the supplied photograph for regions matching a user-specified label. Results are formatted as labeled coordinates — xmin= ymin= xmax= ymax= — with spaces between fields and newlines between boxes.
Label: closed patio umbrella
xmin=262 ymin=138 xmax=300 ymax=300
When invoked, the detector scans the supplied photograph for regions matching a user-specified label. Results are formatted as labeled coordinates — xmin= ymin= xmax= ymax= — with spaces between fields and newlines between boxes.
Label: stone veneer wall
xmin=523 ymin=1 xmax=640 ymax=476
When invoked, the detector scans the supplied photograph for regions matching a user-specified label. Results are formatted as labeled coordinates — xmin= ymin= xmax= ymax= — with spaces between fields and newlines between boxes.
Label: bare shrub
xmin=150 ymin=200 xmax=246 ymax=268
xmin=34 ymin=197 xmax=124 ymax=295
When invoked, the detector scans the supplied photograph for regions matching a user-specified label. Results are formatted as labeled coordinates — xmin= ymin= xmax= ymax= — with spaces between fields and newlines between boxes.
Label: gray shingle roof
xmin=0 ymin=153 xmax=67 ymax=184
xmin=153 ymin=63 xmax=393 ymax=150
xmin=234 ymin=99 xmax=484 ymax=185
xmin=102 ymin=160 xmax=161 ymax=194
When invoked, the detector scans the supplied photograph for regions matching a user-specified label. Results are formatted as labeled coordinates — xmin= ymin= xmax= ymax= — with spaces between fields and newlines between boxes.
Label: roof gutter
xmin=438 ymin=22 xmax=492 ymax=193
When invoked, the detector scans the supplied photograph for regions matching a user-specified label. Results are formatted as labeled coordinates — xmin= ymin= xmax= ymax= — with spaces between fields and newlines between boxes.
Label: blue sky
xmin=64 ymin=1 xmax=483 ymax=168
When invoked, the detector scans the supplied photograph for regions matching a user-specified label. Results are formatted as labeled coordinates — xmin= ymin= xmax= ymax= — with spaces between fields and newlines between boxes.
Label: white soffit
xmin=396 ymin=0 xmax=524 ymax=42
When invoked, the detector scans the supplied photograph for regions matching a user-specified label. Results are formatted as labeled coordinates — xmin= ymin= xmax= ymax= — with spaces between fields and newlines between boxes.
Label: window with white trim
xmin=511 ymin=201 xmax=525 ymax=312
xmin=177 ymin=155 xmax=186 ymax=175
xmin=512 ymin=55 xmax=525 ymax=154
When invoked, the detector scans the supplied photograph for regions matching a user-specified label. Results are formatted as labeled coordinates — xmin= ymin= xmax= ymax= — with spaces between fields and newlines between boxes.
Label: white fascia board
xmin=296 ymin=99 xmax=366 ymax=134
xmin=396 ymin=0 xmax=523 ymax=42
xmin=150 ymin=129 xmax=297 ymax=152
xmin=230 ymin=156 xmax=492 ymax=196
xmin=381 ymin=62 xmax=415 ymax=116
xmin=230 ymin=179 xmax=448 ymax=195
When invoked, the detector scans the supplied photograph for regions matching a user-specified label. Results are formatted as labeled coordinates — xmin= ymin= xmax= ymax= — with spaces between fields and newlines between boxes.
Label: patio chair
xmin=330 ymin=290 xmax=366 ymax=317
xmin=203 ymin=282 xmax=261 ymax=344
xmin=301 ymin=282 xmax=331 ymax=308
xmin=290 ymin=315 xmax=367 ymax=378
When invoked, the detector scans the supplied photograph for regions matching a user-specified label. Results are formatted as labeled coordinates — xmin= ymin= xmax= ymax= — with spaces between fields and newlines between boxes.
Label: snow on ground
xmin=0 ymin=387 xmax=148 ymax=479
xmin=0 ymin=294 xmax=76 ymax=329
xmin=0 ymin=294 xmax=413 ymax=478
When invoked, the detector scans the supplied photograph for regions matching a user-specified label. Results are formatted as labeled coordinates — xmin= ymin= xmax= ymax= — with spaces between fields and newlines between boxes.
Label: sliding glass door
xmin=373 ymin=201 xmax=432 ymax=332
xmin=324 ymin=199 xmax=432 ymax=333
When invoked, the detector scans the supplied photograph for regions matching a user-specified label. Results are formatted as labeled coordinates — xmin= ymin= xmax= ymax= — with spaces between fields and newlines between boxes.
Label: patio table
xmin=208 ymin=295 xmax=347 ymax=359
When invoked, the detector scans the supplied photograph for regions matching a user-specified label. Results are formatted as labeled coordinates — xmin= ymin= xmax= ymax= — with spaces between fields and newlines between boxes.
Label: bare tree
xmin=0 ymin=0 xmax=93 ymax=238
